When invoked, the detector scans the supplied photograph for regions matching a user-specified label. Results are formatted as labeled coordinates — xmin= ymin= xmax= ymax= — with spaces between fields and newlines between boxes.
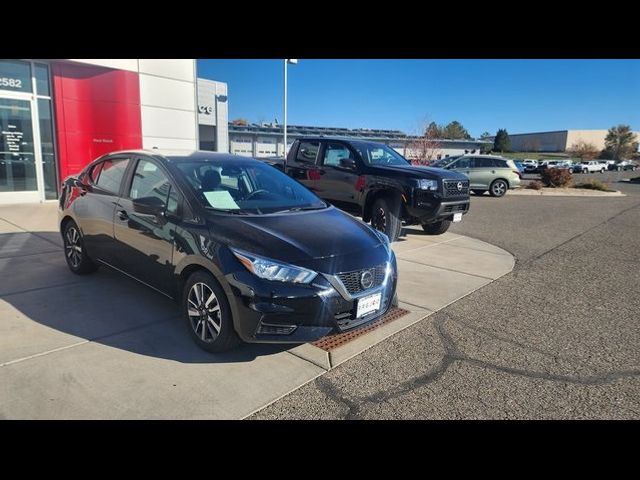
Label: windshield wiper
xmin=271 ymin=204 xmax=327 ymax=214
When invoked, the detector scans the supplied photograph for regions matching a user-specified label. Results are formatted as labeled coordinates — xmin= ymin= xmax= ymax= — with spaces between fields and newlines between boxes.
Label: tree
xmin=567 ymin=141 xmax=599 ymax=161
xmin=425 ymin=121 xmax=442 ymax=138
xmin=405 ymin=127 xmax=443 ymax=165
xmin=493 ymin=129 xmax=511 ymax=153
xmin=443 ymin=121 xmax=472 ymax=140
xmin=480 ymin=131 xmax=492 ymax=139
xmin=602 ymin=124 xmax=638 ymax=160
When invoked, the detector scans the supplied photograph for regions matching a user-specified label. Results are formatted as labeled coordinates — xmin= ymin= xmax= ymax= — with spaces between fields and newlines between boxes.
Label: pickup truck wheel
xmin=489 ymin=179 xmax=508 ymax=197
xmin=601 ymin=168 xmax=605 ymax=173
xmin=422 ymin=219 xmax=451 ymax=235
xmin=370 ymin=197 xmax=402 ymax=242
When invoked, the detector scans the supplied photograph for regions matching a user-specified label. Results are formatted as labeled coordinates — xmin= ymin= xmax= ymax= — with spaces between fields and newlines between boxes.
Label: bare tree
xmin=404 ymin=121 xmax=443 ymax=165
xmin=567 ymin=140 xmax=599 ymax=161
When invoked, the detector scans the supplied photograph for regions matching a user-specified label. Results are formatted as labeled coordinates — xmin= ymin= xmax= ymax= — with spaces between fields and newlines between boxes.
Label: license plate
xmin=453 ymin=212 xmax=463 ymax=223
xmin=356 ymin=292 xmax=382 ymax=318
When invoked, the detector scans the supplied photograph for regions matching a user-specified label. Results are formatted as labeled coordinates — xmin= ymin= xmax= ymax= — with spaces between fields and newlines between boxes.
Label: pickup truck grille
xmin=443 ymin=179 xmax=469 ymax=197
xmin=336 ymin=264 xmax=386 ymax=295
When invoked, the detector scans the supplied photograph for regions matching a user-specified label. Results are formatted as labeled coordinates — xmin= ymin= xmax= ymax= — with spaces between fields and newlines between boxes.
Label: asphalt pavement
xmin=251 ymin=171 xmax=640 ymax=419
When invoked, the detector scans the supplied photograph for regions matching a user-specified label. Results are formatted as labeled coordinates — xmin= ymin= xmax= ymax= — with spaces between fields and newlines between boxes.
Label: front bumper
xmin=223 ymin=252 xmax=398 ymax=344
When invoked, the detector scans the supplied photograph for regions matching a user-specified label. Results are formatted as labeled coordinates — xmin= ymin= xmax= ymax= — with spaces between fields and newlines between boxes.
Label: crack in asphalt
xmin=312 ymin=313 xmax=640 ymax=419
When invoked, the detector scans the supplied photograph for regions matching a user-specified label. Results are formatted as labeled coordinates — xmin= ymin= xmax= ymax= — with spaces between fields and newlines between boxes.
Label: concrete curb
xmin=509 ymin=188 xmax=624 ymax=197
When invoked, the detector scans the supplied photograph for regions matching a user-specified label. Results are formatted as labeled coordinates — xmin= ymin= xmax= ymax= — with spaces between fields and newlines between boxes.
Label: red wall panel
xmin=51 ymin=62 xmax=142 ymax=180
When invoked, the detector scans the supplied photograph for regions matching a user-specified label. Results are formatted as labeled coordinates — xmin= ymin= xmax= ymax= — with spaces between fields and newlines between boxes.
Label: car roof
xmin=102 ymin=149 xmax=256 ymax=163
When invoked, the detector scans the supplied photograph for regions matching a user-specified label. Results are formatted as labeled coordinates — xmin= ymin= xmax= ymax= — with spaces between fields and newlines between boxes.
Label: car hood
xmin=204 ymin=205 xmax=388 ymax=271
xmin=373 ymin=164 xmax=469 ymax=181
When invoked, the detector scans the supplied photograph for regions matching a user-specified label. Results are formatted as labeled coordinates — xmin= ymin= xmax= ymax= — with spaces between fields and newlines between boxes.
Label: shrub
xmin=573 ymin=179 xmax=615 ymax=192
xmin=526 ymin=180 xmax=543 ymax=190
xmin=540 ymin=168 xmax=573 ymax=188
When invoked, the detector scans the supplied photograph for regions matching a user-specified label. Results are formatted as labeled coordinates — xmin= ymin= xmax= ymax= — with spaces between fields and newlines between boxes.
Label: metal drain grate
xmin=311 ymin=307 xmax=410 ymax=352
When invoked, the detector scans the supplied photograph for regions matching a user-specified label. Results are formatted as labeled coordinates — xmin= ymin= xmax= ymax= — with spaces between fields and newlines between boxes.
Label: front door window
xmin=0 ymin=98 xmax=36 ymax=192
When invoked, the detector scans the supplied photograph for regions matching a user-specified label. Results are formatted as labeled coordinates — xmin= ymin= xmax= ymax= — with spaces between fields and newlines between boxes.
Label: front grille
xmin=443 ymin=179 xmax=469 ymax=197
xmin=336 ymin=264 xmax=386 ymax=295
xmin=442 ymin=204 xmax=467 ymax=213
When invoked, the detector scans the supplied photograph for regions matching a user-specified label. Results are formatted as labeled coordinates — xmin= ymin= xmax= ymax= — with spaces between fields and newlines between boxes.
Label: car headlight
xmin=230 ymin=248 xmax=317 ymax=284
xmin=416 ymin=179 xmax=438 ymax=191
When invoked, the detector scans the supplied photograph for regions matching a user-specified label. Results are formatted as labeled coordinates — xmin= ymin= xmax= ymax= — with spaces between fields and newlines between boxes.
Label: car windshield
xmin=431 ymin=156 xmax=460 ymax=168
xmin=352 ymin=142 xmax=409 ymax=166
xmin=174 ymin=159 xmax=326 ymax=214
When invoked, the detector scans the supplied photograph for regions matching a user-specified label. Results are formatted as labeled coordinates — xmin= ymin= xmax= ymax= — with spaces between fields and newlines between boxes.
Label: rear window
xmin=95 ymin=158 xmax=130 ymax=194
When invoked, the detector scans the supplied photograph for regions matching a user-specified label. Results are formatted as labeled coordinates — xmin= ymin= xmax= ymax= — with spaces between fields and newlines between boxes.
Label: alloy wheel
xmin=187 ymin=282 xmax=222 ymax=343
xmin=372 ymin=207 xmax=387 ymax=233
xmin=65 ymin=226 xmax=83 ymax=268
xmin=492 ymin=181 xmax=507 ymax=196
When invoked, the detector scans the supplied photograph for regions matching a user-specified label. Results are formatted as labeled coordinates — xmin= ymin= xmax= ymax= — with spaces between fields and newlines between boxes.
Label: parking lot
xmin=253 ymin=172 xmax=640 ymax=419
xmin=0 ymin=202 xmax=513 ymax=419
xmin=1 ymin=171 xmax=638 ymax=419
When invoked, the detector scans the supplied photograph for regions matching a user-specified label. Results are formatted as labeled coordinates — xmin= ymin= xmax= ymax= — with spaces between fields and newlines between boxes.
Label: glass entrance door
xmin=0 ymin=97 xmax=37 ymax=194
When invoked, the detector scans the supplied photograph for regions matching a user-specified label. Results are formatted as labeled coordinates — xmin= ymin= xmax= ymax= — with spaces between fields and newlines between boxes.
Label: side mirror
xmin=72 ymin=178 xmax=88 ymax=189
xmin=339 ymin=158 xmax=357 ymax=170
xmin=132 ymin=196 xmax=165 ymax=216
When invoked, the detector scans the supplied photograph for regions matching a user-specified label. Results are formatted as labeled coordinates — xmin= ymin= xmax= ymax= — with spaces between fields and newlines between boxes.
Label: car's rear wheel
xmin=422 ymin=219 xmax=451 ymax=235
xmin=489 ymin=179 xmax=508 ymax=197
xmin=601 ymin=168 xmax=605 ymax=173
xmin=62 ymin=220 xmax=98 ymax=274
xmin=370 ymin=196 xmax=402 ymax=242
xmin=471 ymin=189 xmax=486 ymax=196
xmin=183 ymin=270 xmax=240 ymax=353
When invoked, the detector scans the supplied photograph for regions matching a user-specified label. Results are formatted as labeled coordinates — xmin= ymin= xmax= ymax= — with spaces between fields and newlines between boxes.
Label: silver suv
xmin=432 ymin=155 xmax=522 ymax=197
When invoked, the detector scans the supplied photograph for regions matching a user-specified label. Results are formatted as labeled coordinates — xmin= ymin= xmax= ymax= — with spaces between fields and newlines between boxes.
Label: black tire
xmin=182 ymin=270 xmax=240 ymax=353
xmin=489 ymin=179 xmax=508 ymax=197
xmin=601 ymin=169 xmax=605 ymax=174
xmin=62 ymin=220 xmax=98 ymax=274
xmin=471 ymin=189 xmax=486 ymax=196
xmin=370 ymin=196 xmax=402 ymax=242
xmin=422 ymin=219 xmax=451 ymax=235
xmin=392 ymin=291 xmax=399 ymax=308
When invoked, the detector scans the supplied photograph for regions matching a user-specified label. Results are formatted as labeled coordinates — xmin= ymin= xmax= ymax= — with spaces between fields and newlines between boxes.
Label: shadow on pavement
xmin=0 ymin=231 xmax=292 ymax=364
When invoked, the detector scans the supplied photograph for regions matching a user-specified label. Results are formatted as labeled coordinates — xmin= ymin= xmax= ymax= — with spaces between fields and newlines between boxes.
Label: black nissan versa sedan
xmin=58 ymin=150 xmax=398 ymax=352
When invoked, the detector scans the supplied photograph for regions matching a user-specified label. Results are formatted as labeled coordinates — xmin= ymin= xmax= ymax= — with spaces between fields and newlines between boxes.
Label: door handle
xmin=117 ymin=210 xmax=129 ymax=221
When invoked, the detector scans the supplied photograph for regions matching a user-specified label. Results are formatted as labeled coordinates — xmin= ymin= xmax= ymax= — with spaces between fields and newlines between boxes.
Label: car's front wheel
xmin=489 ymin=179 xmax=508 ymax=197
xmin=183 ymin=270 xmax=240 ymax=353
xmin=370 ymin=196 xmax=402 ymax=242
xmin=422 ymin=219 xmax=451 ymax=235
xmin=62 ymin=220 xmax=98 ymax=274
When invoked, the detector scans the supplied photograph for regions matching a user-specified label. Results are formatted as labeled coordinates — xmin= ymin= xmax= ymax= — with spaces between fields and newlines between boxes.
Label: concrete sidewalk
xmin=0 ymin=203 xmax=513 ymax=419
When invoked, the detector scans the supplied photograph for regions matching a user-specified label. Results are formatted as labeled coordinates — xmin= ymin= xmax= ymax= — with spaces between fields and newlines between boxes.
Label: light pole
xmin=283 ymin=59 xmax=297 ymax=168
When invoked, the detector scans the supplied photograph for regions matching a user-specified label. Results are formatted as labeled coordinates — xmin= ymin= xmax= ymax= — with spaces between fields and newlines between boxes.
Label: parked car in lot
xmin=522 ymin=159 xmax=539 ymax=173
xmin=59 ymin=150 xmax=398 ymax=352
xmin=431 ymin=154 xmax=521 ymax=197
xmin=575 ymin=160 xmax=606 ymax=173
xmin=514 ymin=161 xmax=526 ymax=174
xmin=265 ymin=137 xmax=471 ymax=241
xmin=608 ymin=160 xmax=638 ymax=171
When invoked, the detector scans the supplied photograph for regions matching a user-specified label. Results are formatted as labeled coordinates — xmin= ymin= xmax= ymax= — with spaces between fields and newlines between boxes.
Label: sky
xmin=197 ymin=59 xmax=640 ymax=138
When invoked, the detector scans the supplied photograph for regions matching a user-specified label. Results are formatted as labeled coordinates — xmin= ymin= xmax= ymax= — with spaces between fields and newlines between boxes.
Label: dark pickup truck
xmin=264 ymin=137 xmax=470 ymax=242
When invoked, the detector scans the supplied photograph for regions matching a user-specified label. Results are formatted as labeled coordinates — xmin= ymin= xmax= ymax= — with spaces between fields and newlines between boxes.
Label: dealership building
xmin=1 ymin=58 xmax=201 ymax=205
xmin=495 ymin=129 xmax=640 ymax=153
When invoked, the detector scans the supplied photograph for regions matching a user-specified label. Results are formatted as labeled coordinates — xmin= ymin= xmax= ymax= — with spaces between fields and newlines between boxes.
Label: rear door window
xmin=322 ymin=142 xmax=355 ymax=167
xmin=95 ymin=158 xmax=130 ymax=194
xmin=296 ymin=141 xmax=320 ymax=164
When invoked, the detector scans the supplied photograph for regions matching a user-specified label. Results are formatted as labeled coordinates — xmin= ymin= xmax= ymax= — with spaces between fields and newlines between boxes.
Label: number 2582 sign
xmin=0 ymin=77 xmax=23 ymax=89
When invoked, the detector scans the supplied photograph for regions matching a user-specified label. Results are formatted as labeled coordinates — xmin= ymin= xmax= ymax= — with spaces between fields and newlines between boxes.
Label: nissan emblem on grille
xmin=457 ymin=181 xmax=463 ymax=191
xmin=360 ymin=269 xmax=374 ymax=289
